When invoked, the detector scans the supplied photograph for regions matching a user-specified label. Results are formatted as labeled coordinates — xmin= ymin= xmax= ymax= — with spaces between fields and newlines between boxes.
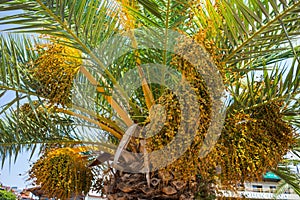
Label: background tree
xmin=0 ymin=0 xmax=299 ymax=199
xmin=0 ymin=190 xmax=16 ymax=200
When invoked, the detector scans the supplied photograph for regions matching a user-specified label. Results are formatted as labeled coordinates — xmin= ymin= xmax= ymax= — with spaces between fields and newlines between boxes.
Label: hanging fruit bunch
xmin=28 ymin=37 xmax=81 ymax=106
xmin=28 ymin=147 xmax=93 ymax=199
xmin=203 ymin=101 xmax=295 ymax=187
xmin=151 ymin=28 xmax=228 ymax=182
xmin=154 ymin=56 xmax=212 ymax=180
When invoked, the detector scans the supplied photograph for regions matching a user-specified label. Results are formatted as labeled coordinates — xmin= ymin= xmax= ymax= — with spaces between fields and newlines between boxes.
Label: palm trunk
xmin=103 ymin=170 xmax=215 ymax=200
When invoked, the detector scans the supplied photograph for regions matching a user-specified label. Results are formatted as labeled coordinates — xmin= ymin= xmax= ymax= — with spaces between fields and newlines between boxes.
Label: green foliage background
xmin=0 ymin=190 xmax=16 ymax=200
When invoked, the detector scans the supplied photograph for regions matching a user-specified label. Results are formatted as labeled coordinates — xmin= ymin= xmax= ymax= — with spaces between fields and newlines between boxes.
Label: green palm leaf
xmin=272 ymin=159 xmax=300 ymax=196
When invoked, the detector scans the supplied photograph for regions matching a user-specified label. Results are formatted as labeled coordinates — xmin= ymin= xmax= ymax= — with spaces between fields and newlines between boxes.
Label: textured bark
xmin=103 ymin=171 xmax=201 ymax=200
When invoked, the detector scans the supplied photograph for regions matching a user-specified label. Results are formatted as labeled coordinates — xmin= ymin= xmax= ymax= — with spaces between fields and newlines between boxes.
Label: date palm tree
xmin=0 ymin=0 xmax=299 ymax=199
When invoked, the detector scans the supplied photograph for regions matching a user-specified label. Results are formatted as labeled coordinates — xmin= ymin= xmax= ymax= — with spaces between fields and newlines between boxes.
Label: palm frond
xmin=272 ymin=164 xmax=300 ymax=196
xmin=193 ymin=0 xmax=300 ymax=68
xmin=228 ymin=57 xmax=299 ymax=113
xmin=0 ymin=0 xmax=120 ymax=47
xmin=0 ymin=99 xmax=121 ymax=166
xmin=0 ymin=107 xmax=78 ymax=167
xmin=223 ymin=0 xmax=300 ymax=64
xmin=0 ymin=33 xmax=42 ymax=114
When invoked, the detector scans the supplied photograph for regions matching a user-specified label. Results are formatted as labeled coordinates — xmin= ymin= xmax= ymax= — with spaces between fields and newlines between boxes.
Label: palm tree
xmin=0 ymin=0 xmax=299 ymax=199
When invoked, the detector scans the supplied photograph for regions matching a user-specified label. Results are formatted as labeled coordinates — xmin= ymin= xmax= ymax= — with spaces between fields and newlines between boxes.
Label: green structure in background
xmin=263 ymin=172 xmax=281 ymax=181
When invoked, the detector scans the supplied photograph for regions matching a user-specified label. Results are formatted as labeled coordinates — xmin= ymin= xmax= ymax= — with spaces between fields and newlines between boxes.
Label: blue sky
xmin=1 ymin=150 xmax=38 ymax=189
